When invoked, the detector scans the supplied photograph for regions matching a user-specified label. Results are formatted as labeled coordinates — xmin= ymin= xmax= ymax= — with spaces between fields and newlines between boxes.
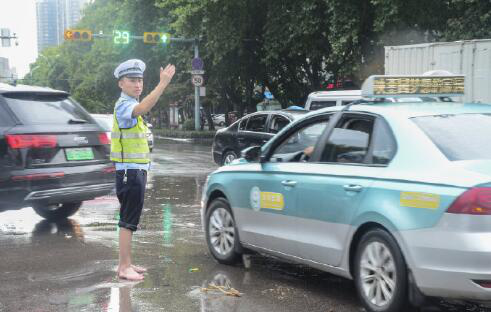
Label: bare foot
xmin=131 ymin=264 xmax=147 ymax=273
xmin=118 ymin=267 xmax=144 ymax=281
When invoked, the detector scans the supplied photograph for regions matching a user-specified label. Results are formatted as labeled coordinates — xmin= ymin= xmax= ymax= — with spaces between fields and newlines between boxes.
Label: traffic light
xmin=64 ymin=29 xmax=92 ymax=42
xmin=143 ymin=32 xmax=171 ymax=45
xmin=113 ymin=30 xmax=130 ymax=44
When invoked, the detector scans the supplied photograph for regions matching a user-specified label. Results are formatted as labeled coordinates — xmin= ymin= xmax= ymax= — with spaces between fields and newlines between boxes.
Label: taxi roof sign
xmin=361 ymin=75 xmax=465 ymax=98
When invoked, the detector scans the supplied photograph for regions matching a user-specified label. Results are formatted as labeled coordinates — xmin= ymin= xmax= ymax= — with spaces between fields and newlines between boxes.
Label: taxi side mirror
xmin=241 ymin=145 xmax=261 ymax=162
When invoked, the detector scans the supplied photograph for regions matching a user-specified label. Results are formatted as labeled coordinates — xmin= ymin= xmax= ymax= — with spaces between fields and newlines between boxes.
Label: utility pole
xmin=170 ymin=37 xmax=202 ymax=131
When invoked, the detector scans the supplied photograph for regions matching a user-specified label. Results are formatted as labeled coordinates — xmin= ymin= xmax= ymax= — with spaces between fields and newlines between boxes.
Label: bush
xmin=183 ymin=119 xmax=195 ymax=131
xmin=153 ymin=128 xmax=216 ymax=139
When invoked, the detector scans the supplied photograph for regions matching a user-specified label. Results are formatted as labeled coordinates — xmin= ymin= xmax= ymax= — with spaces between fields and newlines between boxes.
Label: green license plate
xmin=65 ymin=148 xmax=94 ymax=161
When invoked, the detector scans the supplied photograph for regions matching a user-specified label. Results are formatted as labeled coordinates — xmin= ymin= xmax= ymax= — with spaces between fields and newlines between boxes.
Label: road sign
xmin=191 ymin=70 xmax=204 ymax=75
xmin=192 ymin=75 xmax=204 ymax=86
xmin=192 ymin=57 xmax=204 ymax=70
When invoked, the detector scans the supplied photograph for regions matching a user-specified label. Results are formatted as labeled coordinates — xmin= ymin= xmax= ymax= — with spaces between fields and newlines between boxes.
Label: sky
xmin=0 ymin=0 xmax=38 ymax=78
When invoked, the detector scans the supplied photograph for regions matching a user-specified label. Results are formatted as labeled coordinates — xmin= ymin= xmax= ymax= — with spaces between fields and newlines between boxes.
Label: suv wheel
xmin=32 ymin=202 xmax=82 ymax=220
xmin=205 ymin=198 xmax=241 ymax=264
xmin=354 ymin=229 xmax=409 ymax=312
xmin=222 ymin=151 xmax=237 ymax=166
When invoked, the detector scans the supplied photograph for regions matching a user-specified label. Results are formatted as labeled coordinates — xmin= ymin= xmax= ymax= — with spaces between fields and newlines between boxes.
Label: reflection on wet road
xmin=0 ymin=139 xmax=490 ymax=312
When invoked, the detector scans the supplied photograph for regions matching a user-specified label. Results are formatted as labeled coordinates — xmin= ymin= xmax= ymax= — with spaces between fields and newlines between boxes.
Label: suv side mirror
xmin=241 ymin=145 xmax=261 ymax=162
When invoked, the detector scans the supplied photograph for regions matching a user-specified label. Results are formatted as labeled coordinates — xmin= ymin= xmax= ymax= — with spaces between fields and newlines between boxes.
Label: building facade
xmin=36 ymin=0 xmax=90 ymax=53
xmin=0 ymin=57 xmax=14 ymax=83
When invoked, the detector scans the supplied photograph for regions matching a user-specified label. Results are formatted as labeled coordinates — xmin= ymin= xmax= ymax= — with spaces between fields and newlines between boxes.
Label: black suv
xmin=0 ymin=83 xmax=115 ymax=220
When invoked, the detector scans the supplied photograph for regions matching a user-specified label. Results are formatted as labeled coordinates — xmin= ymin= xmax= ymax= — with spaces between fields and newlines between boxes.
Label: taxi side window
xmin=270 ymin=119 xmax=329 ymax=162
xmin=370 ymin=119 xmax=396 ymax=165
xmin=245 ymin=114 xmax=268 ymax=132
xmin=321 ymin=116 xmax=374 ymax=164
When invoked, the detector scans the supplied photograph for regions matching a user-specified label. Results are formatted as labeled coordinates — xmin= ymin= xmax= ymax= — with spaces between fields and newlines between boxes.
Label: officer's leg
xmin=116 ymin=170 xmax=144 ymax=280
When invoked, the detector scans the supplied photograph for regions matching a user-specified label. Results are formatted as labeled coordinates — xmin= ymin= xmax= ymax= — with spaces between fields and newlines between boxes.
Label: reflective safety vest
xmin=110 ymin=112 xmax=150 ymax=164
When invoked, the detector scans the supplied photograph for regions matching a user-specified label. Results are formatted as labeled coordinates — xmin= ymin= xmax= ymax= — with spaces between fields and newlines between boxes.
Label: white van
xmin=304 ymin=90 xmax=362 ymax=110
xmin=304 ymin=89 xmax=449 ymax=111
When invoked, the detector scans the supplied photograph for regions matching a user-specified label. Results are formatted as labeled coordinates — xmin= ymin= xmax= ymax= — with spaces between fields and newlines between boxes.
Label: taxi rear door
xmin=294 ymin=113 xmax=396 ymax=267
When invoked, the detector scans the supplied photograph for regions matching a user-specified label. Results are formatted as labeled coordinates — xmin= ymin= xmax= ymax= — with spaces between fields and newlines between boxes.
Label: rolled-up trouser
xmin=116 ymin=169 xmax=147 ymax=231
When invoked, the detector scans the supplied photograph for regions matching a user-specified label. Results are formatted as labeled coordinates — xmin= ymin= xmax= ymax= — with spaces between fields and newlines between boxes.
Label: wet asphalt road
xmin=0 ymin=138 xmax=490 ymax=312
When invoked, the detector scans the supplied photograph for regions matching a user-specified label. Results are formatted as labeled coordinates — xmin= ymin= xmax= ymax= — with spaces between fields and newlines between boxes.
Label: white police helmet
xmin=114 ymin=59 xmax=146 ymax=79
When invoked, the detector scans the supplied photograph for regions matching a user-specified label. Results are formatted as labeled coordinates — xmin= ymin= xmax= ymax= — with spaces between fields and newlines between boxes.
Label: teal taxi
xmin=201 ymin=74 xmax=491 ymax=312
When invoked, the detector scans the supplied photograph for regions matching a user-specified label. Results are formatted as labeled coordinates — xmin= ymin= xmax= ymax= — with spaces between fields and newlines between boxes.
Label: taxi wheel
xmin=205 ymin=198 xmax=241 ymax=264
xmin=222 ymin=151 xmax=237 ymax=166
xmin=32 ymin=202 xmax=82 ymax=221
xmin=354 ymin=229 xmax=409 ymax=312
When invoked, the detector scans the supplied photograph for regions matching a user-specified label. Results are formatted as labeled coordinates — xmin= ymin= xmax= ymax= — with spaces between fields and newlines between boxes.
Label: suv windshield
xmin=412 ymin=113 xmax=491 ymax=161
xmin=4 ymin=93 xmax=93 ymax=125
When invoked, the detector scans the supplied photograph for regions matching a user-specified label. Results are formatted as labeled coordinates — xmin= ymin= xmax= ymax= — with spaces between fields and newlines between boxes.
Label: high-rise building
xmin=36 ymin=0 xmax=59 ymax=53
xmin=58 ymin=0 xmax=91 ymax=44
xmin=0 ymin=57 xmax=14 ymax=83
xmin=36 ymin=0 xmax=90 ymax=53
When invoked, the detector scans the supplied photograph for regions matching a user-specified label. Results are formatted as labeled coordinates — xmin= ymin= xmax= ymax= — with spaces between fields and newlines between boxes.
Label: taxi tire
xmin=205 ymin=198 xmax=242 ymax=265
xmin=32 ymin=202 xmax=82 ymax=221
xmin=354 ymin=229 xmax=409 ymax=312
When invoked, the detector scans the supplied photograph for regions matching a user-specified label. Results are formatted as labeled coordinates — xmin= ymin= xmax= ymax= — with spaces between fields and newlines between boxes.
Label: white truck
xmin=385 ymin=39 xmax=491 ymax=103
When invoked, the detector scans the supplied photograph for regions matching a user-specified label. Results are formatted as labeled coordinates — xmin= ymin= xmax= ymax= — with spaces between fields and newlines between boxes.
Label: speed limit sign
xmin=192 ymin=75 xmax=204 ymax=87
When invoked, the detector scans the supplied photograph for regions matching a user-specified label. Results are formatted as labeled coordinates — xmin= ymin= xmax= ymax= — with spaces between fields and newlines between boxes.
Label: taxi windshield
xmin=412 ymin=113 xmax=491 ymax=161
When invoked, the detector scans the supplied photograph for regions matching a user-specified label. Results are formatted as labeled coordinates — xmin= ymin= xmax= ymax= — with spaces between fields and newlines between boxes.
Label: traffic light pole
xmin=170 ymin=38 xmax=201 ymax=131
xmin=194 ymin=41 xmax=200 ymax=131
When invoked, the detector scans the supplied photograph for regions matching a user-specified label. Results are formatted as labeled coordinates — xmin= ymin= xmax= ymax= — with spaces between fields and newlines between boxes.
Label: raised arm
xmin=132 ymin=64 xmax=176 ymax=117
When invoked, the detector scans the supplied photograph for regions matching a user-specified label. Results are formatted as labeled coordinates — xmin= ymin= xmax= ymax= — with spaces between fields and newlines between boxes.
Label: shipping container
xmin=385 ymin=39 xmax=491 ymax=103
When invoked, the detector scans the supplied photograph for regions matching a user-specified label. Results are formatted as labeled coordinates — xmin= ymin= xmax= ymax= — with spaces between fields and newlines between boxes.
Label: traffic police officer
xmin=111 ymin=59 xmax=175 ymax=280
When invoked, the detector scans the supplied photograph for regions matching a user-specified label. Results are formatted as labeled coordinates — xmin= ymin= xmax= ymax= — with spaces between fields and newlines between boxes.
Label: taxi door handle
xmin=343 ymin=184 xmax=363 ymax=192
xmin=281 ymin=180 xmax=297 ymax=187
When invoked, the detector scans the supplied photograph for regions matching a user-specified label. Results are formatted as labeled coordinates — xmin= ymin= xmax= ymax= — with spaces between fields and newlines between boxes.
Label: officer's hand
xmin=160 ymin=64 xmax=176 ymax=87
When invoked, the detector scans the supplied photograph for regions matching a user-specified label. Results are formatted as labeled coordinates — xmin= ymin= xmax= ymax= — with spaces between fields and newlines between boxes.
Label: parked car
xmin=212 ymin=114 xmax=225 ymax=127
xmin=212 ymin=109 xmax=308 ymax=166
xmin=202 ymin=75 xmax=491 ymax=312
xmin=91 ymin=113 xmax=154 ymax=152
xmin=0 ymin=83 xmax=115 ymax=220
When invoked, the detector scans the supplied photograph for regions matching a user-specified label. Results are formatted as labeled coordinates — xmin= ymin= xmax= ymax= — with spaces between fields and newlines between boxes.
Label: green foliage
xmin=182 ymin=118 xmax=195 ymax=131
xmin=27 ymin=0 xmax=188 ymax=117
xmin=24 ymin=0 xmax=491 ymax=121
xmin=154 ymin=128 xmax=216 ymax=139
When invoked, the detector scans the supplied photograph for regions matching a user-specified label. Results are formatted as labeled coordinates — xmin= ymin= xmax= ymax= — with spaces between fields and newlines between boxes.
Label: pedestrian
xmin=111 ymin=59 xmax=176 ymax=280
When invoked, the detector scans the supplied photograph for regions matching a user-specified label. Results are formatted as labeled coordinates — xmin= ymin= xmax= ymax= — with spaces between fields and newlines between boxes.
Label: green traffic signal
xmin=114 ymin=30 xmax=130 ymax=44
xmin=143 ymin=32 xmax=171 ymax=45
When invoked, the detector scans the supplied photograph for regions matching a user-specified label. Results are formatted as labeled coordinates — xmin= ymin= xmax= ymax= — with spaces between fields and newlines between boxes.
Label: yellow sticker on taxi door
xmin=400 ymin=192 xmax=440 ymax=209
xmin=260 ymin=192 xmax=285 ymax=210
